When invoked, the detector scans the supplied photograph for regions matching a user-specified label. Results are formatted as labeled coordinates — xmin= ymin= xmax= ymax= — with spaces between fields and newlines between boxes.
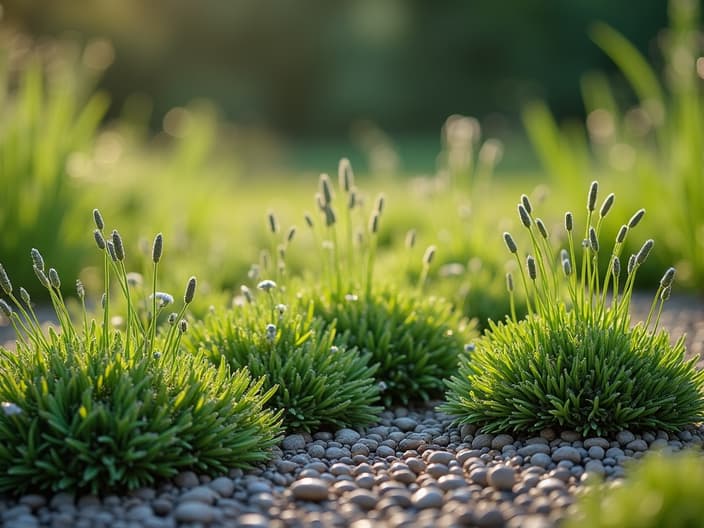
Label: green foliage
xmin=314 ymin=286 xmax=476 ymax=406
xmin=0 ymin=39 xmax=109 ymax=299
xmin=567 ymin=451 xmax=704 ymax=528
xmin=442 ymin=182 xmax=704 ymax=435
xmin=0 ymin=213 xmax=281 ymax=494
xmin=523 ymin=0 xmax=704 ymax=291
xmin=185 ymin=286 xmax=381 ymax=432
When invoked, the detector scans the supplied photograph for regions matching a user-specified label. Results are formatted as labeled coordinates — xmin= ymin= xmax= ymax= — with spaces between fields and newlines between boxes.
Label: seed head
xmin=320 ymin=174 xmax=333 ymax=206
xmin=599 ymin=192 xmax=615 ymax=218
xmin=423 ymin=245 xmax=436 ymax=266
xmin=405 ymin=229 xmax=417 ymax=249
xmin=589 ymin=226 xmax=599 ymax=252
xmin=503 ymin=232 xmax=518 ymax=254
xmin=153 ymin=351 xmax=161 ymax=360
xmin=587 ymin=181 xmax=599 ymax=212
xmin=661 ymin=285 xmax=671 ymax=301
xmin=616 ymin=225 xmax=628 ymax=244
xmin=627 ymin=254 xmax=637 ymax=275
xmin=257 ymin=279 xmax=277 ymax=293
xmin=278 ymin=244 xmax=286 ymax=261
xmin=536 ymin=218 xmax=548 ymax=239
xmin=506 ymin=272 xmax=514 ymax=292
xmin=0 ymin=299 xmax=12 ymax=318
xmin=276 ymin=303 xmax=287 ymax=315
xmin=94 ymin=229 xmax=106 ymax=250
xmin=375 ymin=194 xmax=385 ymax=215
xmin=660 ymin=267 xmax=676 ymax=289
xmin=613 ymin=256 xmax=621 ymax=278
xmin=76 ymin=280 xmax=85 ymax=300
xmin=241 ymin=285 xmax=253 ymax=304
xmin=560 ymin=249 xmax=569 ymax=262
xmin=0 ymin=264 xmax=12 ymax=295
xmin=247 ymin=265 xmax=260 ymax=281
xmin=304 ymin=213 xmax=314 ymax=229
xmin=338 ymin=157 xmax=354 ymax=192
xmin=152 ymin=233 xmax=163 ymax=263
xmin=330 ymin=345 xmax=339 ymax=353
xmin=179 ymin=319 xmax=188 ymax=333
xmin=315 ymin=193 xmax=325 ymax=211
xmin=369 ymin=212 xmax=380 ymax=234
xmin=286 ymin=226 xmax=296 ymax=243
xmin=324 ymin=205 xmax=336 ymax=227
xmin=518 ymin=203 xmax=531 ymax=228
xmin=127 ymin=272 xmax=143 ymax=287
xmin=20 ymin=287 xmax=30 ymax=305
xmin=107 ymin=241 xmax=118 ymax=262
xmin=562 ymin=257 xmax=572 ymax=276
xmin=636 ymin=239 xmax=654 ymax=264
xmin=1 ymin=402 xmax=22 ymax=417
xmin=520 ymin=194 xmax=532 ymax=214
xmin=168 ymin=312 xmax=178 ymax=325
xmin=267 ymin=211 xmax=279 ymax=234
xmin=34 ymin=266 xmax=50 ymax=288
xmin=266 ymin=323 xmax=277 ymax=342
xmin=30 ymin=248 xmax=45 ymax=271
xmin=93 ymin=208 xmax=104 ymax=231
xmin=464 ymin=343 xmax=476 ymax=353
xmin=348 ymin=190 xmax=357 ymax=210
xmin=184 ymin=276 xmax=197 ymax=304
xmin=527 ymin=255 xmax=537 ymax=280
xmin=101 ymin=293 xmax=107 ymax=309
xmin=111 ymin=230 xmax=125 ymax=261
xmin=628 ymin=208 xmax=646 ymax=228
xmin=150 ymin=292 xmax=174 ymax=307
xmin=565 ymin=212 xmax=573 ymax=232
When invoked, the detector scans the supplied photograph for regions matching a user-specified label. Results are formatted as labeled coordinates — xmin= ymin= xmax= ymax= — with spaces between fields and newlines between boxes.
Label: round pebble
xmin=291 ymin=478 xmax=330 ymax=501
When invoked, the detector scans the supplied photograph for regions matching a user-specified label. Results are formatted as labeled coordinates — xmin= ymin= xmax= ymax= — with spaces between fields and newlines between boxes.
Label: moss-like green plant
xmin=0 ymin=211 xmax=281 ymax=494
xmin=313 ymin=286 xmax=475 ymax=406
xmin=567 ymin=451 xmax=704 ymax=528
xmin=442 ymin=182 xmax=704 ymax=435
xmin=185 ymin=284 xmax=381 ymax=432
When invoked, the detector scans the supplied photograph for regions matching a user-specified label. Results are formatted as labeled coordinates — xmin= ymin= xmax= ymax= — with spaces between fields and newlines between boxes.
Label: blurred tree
xmin=2 ymin=0 xmax=668 ymax=137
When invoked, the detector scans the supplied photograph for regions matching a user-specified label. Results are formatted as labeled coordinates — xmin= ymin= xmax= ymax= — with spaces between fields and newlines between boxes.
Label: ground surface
xmin=0 ymin=293 xmax=703 ymax=527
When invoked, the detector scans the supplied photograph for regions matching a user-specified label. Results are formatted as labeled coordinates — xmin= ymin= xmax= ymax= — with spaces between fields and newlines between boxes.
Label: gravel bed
xmin=0 ymin=293 xmax=703 ymax=527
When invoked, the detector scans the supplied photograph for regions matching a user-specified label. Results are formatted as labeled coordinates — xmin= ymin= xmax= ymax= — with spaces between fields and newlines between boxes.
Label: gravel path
xmin=0 ymin=293 xmax=703 ymax=528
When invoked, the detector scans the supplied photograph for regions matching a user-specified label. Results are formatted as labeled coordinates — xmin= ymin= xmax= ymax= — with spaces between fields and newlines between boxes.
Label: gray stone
xmin=307 ymin=444 xmax=326 ymax=458
xmin=209 ymin=476 xmax=235 ymax=498
xmin=437 ymin=474 xmax=467 ymax=491
xmin=19 ymin=495 xmax=46 ymax=510
xmin=411 ymin=487 xmax=444 ymax=509
xmin=238 ymin=513 xmax=270 ymax=528
xmin=335 ymin=428 xmax=361 ymax=445
xmin=517 ymin=444 xmax=551 ymax=457
xmin=173 ymin=502 xmax=217 ymax=523
xmin=472 ymin=434 xmax=494 ymax=449
xmin=616 ymin=430 xmax=636 ymax=445
xmin=291 ymin=478 xmax=330 ymax=501
xmin=584 ymin=437 xmax=610 ymax=449
xmin=491 ymin=434 xmax=514 ymax=450
xmin=426 ymin=451 xmax=455 ymax=465
xmin=475 ymin=505 xmax=505 ymax=528
xmin=606 ymin=447 xmax=625 ymax=459
xmin=552 ymin=446 xmax=581 ymax=463
xmin=587 ymin=446 xmax=605 ymax=460
xmin=626 ymin=439 xmax=648 ymax=452
xmin=350 ymin=443 xmax=369 ymax=456
xmin=282 ymin=434 xmax=307 ymax=451
xmin=376 ymin=445 xmax=395 ymax=458
xmin=487 ymin=465 xmax=516 ymax=491
xmin=560 ymin=431 xmax=580 ymax=442
xmin=151 ymin=498 xmax=172 ymax=516
xmin=174 ymin=471 xmax=200 ymax=489
xmin=470 ymin=468 xmax=488 ymax=486
xmin=529 ymin=453 xmax=552 ymax=468
xmin=179 ymin=486 xmax=219 ymax=505
xmin=346 ymin=489 xmax=377 ymax=510
xmin=126 ymin=504 xmax=153 ymax=522
xmin=536 ymin=477 xmax=566 ymax=493
xmin=393 ymin=417 xmax=418 ymax=432
xmin=326 ymin=446 xmax=346 ymax=459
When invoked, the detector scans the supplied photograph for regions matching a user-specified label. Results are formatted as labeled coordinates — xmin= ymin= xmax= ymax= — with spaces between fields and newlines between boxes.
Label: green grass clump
xmin=567 ymin=451 xmax=704 ymax=528
xmin=442 ymin=182 xmax=704 ymax=435
xmin=314 ymin=286 xmax=474 ymax=406
xmin=0 ymin=212 xmax=281 ymax=494
xmin=284 ymin=161 xmax=476 ymax=405
xmin=185 ymin=283 xmax=381 ymax=432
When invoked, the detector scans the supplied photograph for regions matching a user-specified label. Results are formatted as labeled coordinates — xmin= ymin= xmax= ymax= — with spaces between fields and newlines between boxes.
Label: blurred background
xmin=2 ymin=0 xmax=668 ymax=173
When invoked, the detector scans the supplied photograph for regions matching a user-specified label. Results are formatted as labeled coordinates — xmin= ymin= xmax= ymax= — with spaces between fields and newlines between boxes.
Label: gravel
xmin=0 ymin=294 xmax=702 ymax=527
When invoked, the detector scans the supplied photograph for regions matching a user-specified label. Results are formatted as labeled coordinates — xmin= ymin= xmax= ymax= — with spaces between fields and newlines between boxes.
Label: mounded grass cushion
xmin=0 ymin=328 xmax=282 ymax=494
xmin=442 ymin=304 xmax=704 ymax=436
xmin=185 ymin=299 xmax=381 ymax=432
xmin=312 ymin=287 xmax=477 ymax=406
